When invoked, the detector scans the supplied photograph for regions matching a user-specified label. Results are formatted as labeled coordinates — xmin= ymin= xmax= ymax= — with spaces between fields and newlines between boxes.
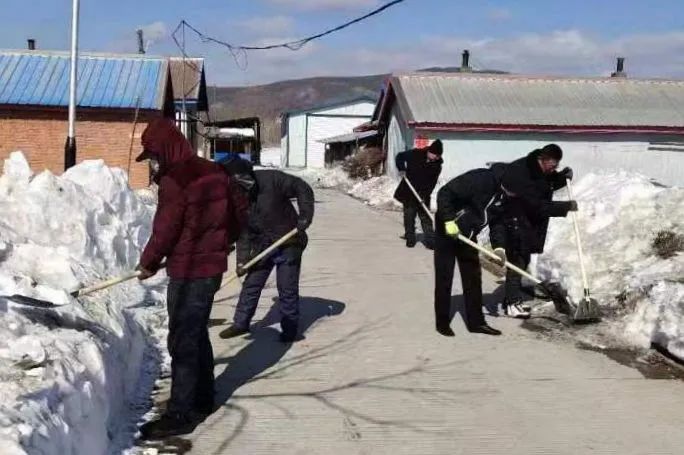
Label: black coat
xmin=236 ymin=170 xmax=315 ymax=265
xmin=435 ymin=164 xmax=508 ymax=244
xmin=498 ymin=151 xmax=572 ymax=253
xmin=393 ymin=148 xmax=443 ymax=205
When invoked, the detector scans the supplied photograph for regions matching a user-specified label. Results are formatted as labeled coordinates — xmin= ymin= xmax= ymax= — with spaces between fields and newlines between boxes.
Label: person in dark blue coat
xmin=218 ymin=162 xmax=315 ymax=343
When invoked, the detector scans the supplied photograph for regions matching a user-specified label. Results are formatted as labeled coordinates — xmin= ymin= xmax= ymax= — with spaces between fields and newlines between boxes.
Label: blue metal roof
xmin=0 ymin=51 xmax=169 ymax=110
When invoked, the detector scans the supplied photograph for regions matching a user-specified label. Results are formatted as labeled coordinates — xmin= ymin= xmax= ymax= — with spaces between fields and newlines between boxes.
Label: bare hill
xmin=209 ymin=68 xmax=507 ymax=145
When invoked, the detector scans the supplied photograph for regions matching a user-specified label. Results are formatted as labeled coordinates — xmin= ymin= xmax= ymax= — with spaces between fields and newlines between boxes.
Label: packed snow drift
xmin=293 ymin=167 xmax=406 ymax=210
xmin=0 ymin=152 xmax=167 ymax=454
xmin=297 ymin=166 xmax=684 ymax=360
xmin=535 ymin=171 xmax=684 ymax=359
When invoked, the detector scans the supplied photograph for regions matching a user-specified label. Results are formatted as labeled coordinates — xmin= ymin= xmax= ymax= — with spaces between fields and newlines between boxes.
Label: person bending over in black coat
xmin=496 ymin=144 xmax=577 ymax=319
xmin=434 ymin=163 xmax=509 ymax=337
xmin=393 ymin=140 xmax=443 ymax=249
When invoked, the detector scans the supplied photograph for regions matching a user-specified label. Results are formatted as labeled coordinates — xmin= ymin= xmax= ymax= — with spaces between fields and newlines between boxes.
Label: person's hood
xmin=525 ymin=149 xmax=545 ymax=178
xmin=137 ymin=118 xmax=195 ymax=176
xmin=220 ymin=156 xmax=258 ymax=198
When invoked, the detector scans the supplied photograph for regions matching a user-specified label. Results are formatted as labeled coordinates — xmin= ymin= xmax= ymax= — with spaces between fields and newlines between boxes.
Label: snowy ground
xmin=0 ymin=153 xmax=167 ymax=454
xmin=293 ymin=165 xmax=684 ymax=361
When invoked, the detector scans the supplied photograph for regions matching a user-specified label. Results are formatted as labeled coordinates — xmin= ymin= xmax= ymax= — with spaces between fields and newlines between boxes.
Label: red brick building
xmin=0 ymin=50 xmax=174 ymax=189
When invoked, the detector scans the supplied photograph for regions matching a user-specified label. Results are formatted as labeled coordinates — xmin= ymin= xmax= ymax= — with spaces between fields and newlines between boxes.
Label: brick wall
xmin=0 ymin=107 xmax=164 ymax=189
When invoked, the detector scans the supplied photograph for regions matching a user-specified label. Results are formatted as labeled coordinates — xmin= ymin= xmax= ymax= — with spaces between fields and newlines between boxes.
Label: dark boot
xmin=194 ymin=395 xmax=215 ymax=417
xmin=219 ymin=324 xmax=249 ymax=339
xmin=436 ymin=324 xmax=455 ymax=337
xmin=468 ymin=324 xmax=502 ymax=336
xmin=279 ymin=332 xmax=298 ymax=343
xmin=140 ymin=413 xmax=198 ymax=440
xmin=406 ymin=234 xmax=417 ymax=248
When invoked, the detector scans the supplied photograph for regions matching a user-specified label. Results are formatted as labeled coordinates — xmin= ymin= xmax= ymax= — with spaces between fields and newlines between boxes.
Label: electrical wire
xmin=177 ymin=0 xmax=405 ymax=52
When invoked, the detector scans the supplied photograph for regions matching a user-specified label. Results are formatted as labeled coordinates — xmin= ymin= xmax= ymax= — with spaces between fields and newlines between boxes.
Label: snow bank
xmin=0 ymin=152 xmax=167 ymax=454
xmin=259 ymin=147 xmax=283 ymax=168
xmin=292 ymin=167 xmax=406 ymax=211
xmin=535 ymin=171 xmax=684 ymax=359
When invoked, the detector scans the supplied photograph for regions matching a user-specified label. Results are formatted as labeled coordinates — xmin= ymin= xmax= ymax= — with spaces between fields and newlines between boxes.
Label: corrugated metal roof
xmin=385 ymin=73 xmax=684 ymax=129
xmin=0 ymin=50 xmax=169 ymax=109
xmin=284 ymin=96 xmax=378 ymax=116
xmin=319 ymin=130 xmax=378 ymax=144
xmin=169 ymin=57 xmax=204 ymax=101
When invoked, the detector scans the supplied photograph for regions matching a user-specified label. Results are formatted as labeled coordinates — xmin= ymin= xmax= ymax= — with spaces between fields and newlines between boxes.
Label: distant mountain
xmin=209 ymin=68 xmax=508 ymax=145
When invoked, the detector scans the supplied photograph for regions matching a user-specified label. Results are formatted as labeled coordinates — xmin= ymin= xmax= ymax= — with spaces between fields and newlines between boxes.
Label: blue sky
xmin=2 ymin=0 xmax=684 ymax=86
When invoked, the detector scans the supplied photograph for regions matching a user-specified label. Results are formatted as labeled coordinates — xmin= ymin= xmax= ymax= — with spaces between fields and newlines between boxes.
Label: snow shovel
xmin=565 ymin=178 xmax=602 ymax=323
xmin=402 ymin=176 xmax=576 ymax=317
xmin=220 ymin=228 xmax=299 ymax=289
xmin=4 ymin=262 xmax=167 ymax=309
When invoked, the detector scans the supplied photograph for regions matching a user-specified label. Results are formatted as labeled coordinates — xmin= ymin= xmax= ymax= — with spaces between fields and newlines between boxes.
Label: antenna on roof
xmin=137 ymin=29 xmax=145 ymax=54
xmin=611 ymin=57 xmax=626 ymax=78
xmin=461 ymin=50 xmax=472 ymax=73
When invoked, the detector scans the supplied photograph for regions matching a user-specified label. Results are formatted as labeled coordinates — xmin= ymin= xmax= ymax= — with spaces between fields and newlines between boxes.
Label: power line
xmin=172 ymin=0 xmax=406 ymax=55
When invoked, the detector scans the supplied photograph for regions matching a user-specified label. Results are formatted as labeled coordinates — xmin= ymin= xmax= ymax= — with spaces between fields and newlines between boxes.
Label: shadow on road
xmin=449 ymin=284 xmax=507 ymax=326
xmin=213 ymin=296 xmax=346 ymax=406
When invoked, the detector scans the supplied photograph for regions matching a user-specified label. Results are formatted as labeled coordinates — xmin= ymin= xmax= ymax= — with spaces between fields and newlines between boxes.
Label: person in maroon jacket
xmin=134 ymin=119 xmax=246 ymax=439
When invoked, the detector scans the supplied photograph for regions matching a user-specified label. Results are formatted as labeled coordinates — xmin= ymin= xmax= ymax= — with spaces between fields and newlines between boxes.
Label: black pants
xmin=166 ymin=275 xmax=221 ymax=416
xmin=403 ymin=199 xmax=434 ymax=242
xmin=503 ymin=219 xmax=532 ymax=303
xmin=233 ymin=247 xmax=302 ymax=338
xmin=434 ymin=232 xmax=486 ymax=330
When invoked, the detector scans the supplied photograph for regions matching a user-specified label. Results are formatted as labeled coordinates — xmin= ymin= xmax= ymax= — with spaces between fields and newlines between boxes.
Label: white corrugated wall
xmin=306 ymin=116 xmax=373 ymax=168
xmin=283 ymin=101 xmax=375 ymax=168
xmin=386 ymin=106 xmax=413 ymax=177
xmin=286 ymin=114 xmax=308 ymax=167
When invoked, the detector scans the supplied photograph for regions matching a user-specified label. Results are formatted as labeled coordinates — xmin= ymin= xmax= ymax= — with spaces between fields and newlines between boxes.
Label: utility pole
xmin=64 ymin=0 xmax=80 ymax=170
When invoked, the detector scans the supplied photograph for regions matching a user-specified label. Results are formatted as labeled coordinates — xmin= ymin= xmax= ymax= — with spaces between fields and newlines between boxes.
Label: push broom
xmin=565 ymin=177 xmax=602 ymax=323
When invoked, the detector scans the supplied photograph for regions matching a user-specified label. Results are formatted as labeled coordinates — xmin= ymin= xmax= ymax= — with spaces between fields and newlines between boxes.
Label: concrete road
xmin=185 ymin=189 xmax=684 ymax=455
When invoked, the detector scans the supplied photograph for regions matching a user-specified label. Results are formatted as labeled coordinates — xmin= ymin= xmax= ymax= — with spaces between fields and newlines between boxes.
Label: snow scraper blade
xmin=573 ymin=292 xmax=602 ymax=324
xmin=4 ymin=294 xmax=64 ymax=308
xmin=3 ymin=263 xmax=167 ymax=309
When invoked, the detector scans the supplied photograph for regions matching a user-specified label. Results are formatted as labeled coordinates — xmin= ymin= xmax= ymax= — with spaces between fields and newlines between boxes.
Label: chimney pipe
xmin=611 ymin=57 xmax=626 ymax=78
xmin=461 ymin=49 xmax=472 ymax=72
xmin=27 ymin=39 xmax=36 ymax=50
xmin=137 ymin=29 xmax=145 ymax=54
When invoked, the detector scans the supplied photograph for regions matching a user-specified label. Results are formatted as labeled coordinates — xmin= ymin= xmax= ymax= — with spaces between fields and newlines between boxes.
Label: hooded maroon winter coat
xmin=138 ymin=119 xmax=247 ymax=279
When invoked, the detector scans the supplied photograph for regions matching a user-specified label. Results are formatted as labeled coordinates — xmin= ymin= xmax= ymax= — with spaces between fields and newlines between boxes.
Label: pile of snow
xmin=292 ymin=167 xmax=406 ymax=211
xmin=259 ymin=147 xmax=283 ymax=168
xmin=535 ymin=171 xmax=684 ymax=359
xmin=0 ymin=152 xmax=167 ymax=454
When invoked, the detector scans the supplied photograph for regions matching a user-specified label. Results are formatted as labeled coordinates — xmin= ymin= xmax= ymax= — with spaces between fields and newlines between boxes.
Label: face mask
xmin=150 ymin=158 xmax=160 ymax=175
xmin=235 ymin=173 xmax=257 ymax=196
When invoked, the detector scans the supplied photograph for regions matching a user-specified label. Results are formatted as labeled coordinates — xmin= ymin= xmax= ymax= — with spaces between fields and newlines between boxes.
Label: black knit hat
xmin=539 ymin=143 xmax=563 ymax=160
xmin=427 ymin=139 xmax=443 ymax=156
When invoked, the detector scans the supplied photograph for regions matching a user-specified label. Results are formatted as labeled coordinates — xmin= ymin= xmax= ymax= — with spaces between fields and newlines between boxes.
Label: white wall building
xmin=374 ymin=72 xmax=684 ymax=187
xmin=281 ymin=97 xmax=376 ymax=168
